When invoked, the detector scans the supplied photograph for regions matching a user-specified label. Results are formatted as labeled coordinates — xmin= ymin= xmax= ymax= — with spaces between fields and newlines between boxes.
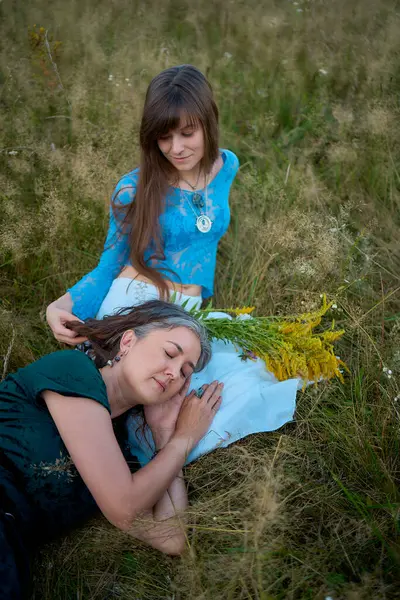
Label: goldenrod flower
xmin=228 ymin=306 xmax=256 ymax=315
xmin=191 ymin=295 xmax=347 ymax=385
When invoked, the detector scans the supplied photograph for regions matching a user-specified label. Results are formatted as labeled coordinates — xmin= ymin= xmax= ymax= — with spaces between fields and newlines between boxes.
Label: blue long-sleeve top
xmin=68 ymin=149 xmax=239 ymax=320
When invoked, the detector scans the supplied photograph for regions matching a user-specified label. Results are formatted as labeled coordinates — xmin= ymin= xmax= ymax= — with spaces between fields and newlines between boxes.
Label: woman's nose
xmin=171 ymin=135 xmax=185 ymax=155
xmin=165 ymin=364 xmax=180 ymax=380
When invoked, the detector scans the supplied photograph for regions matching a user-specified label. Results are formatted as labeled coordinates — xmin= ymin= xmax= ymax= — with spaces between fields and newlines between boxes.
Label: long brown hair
xmin=113 ymin=65 xmax=220 ymax=298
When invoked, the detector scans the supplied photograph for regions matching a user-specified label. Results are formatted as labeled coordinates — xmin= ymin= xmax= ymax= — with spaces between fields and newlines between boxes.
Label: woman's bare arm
xmin=128 ymin=471 xmax=188 ymax=554
xmin=42 ymin=385 xmax=221 ymax=554
xmin=128 ymin=423 xmax=189 ymax=554
xmin=43 ymin=391 xmax=189 ymax=522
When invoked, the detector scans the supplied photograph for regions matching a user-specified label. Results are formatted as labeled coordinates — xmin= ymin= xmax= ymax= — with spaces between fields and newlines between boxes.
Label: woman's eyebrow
xmin=166 ymin=340 xmax=195 ymax=370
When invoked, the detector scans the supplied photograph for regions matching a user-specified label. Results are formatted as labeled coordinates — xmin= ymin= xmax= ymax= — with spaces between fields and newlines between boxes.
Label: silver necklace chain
xmin=179 ymin=168 xmax=202 ymax=191
xmin=180 ymin=174 xmax=212 ymax=233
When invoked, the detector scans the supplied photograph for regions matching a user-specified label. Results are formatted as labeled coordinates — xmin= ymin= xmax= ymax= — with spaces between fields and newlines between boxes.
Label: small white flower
xmin=108 ymin=74 xmax=113 ymax=80
xmin=8 ymin=150 xmax=18 ymax=155
xmin=319 ymin=294 xmax=323 ymax=298
xmin=388 ymin=374 xmax=392 ymax=379
xmin=325 ymin=596 xmax=334 ymax=600
xmin=319 ymin=68 xmax=328 ymax=76
xmin=297 ymin=8 xmax=303 ymax=12
xmin=383 ymin=367 xmax=388 ymax=373
xmin=332 ymin=303 xmax=338 ymax=309
xmin=115 ymin=83 xmax=120 ymax=87
xmin=394 ymin=396 xmax=399 ymax=402
xmin=125 ymin=78 xmax=130 ymax=81
xmin=213 ymin=516 xmax=217 ymax=521
xmin=237 ymin=313 xmax=253 ymax=321
xmin=224 ymin=52 xmax=232 ymax=59
xmin=293 ymin=1 xmax=299 ymax=4
xmin=388 ymin=370 xmax=393 ymax=375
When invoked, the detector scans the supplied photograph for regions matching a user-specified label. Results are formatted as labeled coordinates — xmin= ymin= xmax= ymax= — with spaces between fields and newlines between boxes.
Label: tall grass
xmin=1 ymin=0 xmax=400 ymax=597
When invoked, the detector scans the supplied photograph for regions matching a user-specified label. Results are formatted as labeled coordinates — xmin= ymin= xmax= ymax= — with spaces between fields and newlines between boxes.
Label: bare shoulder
xmin=42 ymin=390 xmax=112 ymax=438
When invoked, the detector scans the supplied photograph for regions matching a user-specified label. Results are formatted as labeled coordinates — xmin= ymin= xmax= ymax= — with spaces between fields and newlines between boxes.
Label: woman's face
xmin=119 ymin=326 xmax=201 ymax=405
xmin=157 ymin=117 xmax=205 ymax=174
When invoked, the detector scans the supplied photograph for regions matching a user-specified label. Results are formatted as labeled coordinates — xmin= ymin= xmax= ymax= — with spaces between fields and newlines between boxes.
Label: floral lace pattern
xmin=68 ymin=149 xmax=239 ymax=320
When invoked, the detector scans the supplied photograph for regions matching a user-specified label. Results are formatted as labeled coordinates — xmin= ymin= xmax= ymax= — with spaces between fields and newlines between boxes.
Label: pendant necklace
xmin=181 ymin=173 xmax=212 ymax=233
xmin=180 ymin=170 xmax=212 ymax=233
xmin=180 ymin=169 xmax=205 ymax=209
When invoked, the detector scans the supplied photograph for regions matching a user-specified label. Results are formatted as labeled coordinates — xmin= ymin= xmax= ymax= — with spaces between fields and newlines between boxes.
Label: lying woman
xmin=0 ymin=300 xmax=222 ymax=599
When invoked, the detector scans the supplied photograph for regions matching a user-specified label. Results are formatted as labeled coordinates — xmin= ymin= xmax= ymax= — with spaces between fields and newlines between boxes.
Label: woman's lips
xmin=171 ymin=155 xmax=192 ymax=162
xmin=153 ymin=377 xmax=166 ymax=392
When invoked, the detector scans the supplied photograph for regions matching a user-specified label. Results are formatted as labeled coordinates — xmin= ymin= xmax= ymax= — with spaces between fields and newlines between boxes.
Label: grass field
xmin=1 ymin=0 xmax=400 ymax=597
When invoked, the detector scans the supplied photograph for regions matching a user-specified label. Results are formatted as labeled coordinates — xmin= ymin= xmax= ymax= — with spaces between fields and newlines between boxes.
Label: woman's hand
xmin=173 ymin=381 xmax=223 ymax=450
xmin=46 ymin=294 xmax=87 ymax=345
xmin=145 ymin=377 xmax=192 ymax=450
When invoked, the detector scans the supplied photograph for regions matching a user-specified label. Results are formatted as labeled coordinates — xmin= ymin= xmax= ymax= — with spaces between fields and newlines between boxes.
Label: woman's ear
xmin=119 ymin=330 xmax=137 ymax=354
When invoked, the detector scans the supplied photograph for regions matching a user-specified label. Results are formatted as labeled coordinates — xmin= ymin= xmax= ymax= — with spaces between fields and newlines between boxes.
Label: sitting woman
xmin=0 ymin=300 xmax=222 ymax=600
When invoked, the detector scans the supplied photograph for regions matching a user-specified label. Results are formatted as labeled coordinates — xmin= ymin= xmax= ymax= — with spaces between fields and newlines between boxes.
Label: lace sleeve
xmin=68 ymin=177 xmax=137 ymax=320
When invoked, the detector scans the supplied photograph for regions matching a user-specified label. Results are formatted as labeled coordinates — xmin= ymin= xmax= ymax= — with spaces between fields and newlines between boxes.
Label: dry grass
xmin=1 ymin=0 xmax=400 ymax=597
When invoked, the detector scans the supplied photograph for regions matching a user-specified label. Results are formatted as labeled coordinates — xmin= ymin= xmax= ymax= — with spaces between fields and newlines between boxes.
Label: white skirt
xmin=97 ymin=277 xmax=202 ymax=319
xmin=97 ymin=278 xmax=299 ymax=465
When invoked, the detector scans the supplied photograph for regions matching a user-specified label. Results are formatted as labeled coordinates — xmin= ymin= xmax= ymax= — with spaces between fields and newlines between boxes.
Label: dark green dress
xmin=0 ymin=349 xmax=138 ymax=540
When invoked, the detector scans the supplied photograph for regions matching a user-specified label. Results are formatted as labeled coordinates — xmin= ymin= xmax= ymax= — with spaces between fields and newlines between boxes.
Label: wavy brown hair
xmin=113 ymin=65 xmax=220 ymax=298
xmin=66 ymin=299 xmax=211 ymax=370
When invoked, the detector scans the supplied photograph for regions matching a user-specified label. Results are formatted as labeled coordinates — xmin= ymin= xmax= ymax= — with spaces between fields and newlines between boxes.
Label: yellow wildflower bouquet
xmin=190 ymin=296 xmax=347 ymax=385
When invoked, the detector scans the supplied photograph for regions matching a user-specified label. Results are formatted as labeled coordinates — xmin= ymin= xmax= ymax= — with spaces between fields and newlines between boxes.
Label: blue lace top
xmin=68 ymin=149 xmax=239 ymax=320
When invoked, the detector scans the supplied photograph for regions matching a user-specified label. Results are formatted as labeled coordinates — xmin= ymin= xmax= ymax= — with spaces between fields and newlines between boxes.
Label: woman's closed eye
xmin=164 ymin=350 xmax=191 ymax=379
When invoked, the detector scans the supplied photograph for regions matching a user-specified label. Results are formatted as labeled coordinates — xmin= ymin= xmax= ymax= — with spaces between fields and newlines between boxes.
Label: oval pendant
xmin=196 ymin=214 xmax=212 ymax=233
